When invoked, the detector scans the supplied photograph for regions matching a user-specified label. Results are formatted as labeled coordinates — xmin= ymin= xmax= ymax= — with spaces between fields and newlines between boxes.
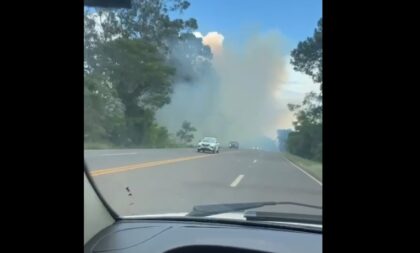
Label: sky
xmin=178 ymin=0 xmax=322 ymax=51
xmin=85 ymin=1 xmax=323 ymax=140
xmin=174 ymin=0 xmax=322 ymax=132
xmin=156 ymin=0 xmax=322 ymax=143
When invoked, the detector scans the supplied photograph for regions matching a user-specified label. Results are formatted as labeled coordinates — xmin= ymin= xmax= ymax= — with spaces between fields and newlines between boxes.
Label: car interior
xmin=84 ymin=164 xmax=321 ymax=253
xmin=84 ymin=1 xmax=322 ymax=252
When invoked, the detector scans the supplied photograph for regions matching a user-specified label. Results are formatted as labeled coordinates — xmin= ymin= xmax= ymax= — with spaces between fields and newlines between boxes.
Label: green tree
xmin=103 ymin=0 xmax=197 ymax=47
xmin=100 ymin=38 xmax=176 ymax=146
xmin=167 ymin=32 xmax=214 ymax=83
xmin=90 ymin=0 xmax=213 ymax=83
xmin=287 ymin=18 xmax=322 ymax=161
xmin=291 ymin=18 xmax=322 ymax=86
xmin=176 ymin=121 xmax=196 ymax=144
xmin=98 ymin=39 xmax=175 ymax=112
xmin=84 ymin=73 xmax=126 ymax=144
xmin=84 ymin=1 xmax=214 ymax=147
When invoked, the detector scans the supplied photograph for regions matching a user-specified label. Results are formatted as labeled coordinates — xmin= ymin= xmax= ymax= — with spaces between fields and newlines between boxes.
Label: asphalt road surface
xmin=84 ymin=148 xmax=322 ymax=217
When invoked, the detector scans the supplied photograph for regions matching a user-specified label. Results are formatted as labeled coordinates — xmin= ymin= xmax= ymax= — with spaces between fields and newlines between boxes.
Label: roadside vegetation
xmin=284 ymin=152 xmax=322 ymax=181
xmin=85 ymin=0 xmax=207 ymax=148
xmin=286 ymin=18 xmax=322 ymax=163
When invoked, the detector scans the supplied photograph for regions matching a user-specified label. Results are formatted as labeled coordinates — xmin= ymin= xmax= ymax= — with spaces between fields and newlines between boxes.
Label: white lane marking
xmin=253 ymin=159 xmax=257 ymax=163
xmin=285 ymin=158 xmax=322 ymax=186
xmin=99 ymin=152 xmax=137 ymax=157
xmin=230 ymin=174 xmax=244 ymax=187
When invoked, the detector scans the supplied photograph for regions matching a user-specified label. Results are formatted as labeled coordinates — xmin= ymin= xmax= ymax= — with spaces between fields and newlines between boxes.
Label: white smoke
xmin=156 ymin=30 xmax=291 ymax=146
xmin=200 ymin=32 xmax=224 ymax=56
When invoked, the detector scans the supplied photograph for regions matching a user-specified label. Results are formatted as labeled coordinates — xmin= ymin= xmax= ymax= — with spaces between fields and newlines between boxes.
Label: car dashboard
xmin=84 ymin=219 xmax=321 ymax=253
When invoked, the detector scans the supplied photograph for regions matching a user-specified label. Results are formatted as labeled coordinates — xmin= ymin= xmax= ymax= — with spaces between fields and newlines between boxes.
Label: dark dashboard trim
xmin=85 ymin=219 xmax=322 ymax=253
xmin=118 ymin=217 xmax=322 ymax=234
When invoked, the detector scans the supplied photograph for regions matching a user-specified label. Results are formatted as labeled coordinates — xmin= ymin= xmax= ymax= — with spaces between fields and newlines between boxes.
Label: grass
xmin=84 ymin=141 xmax=117 ymax=149
xmin=283 ymin=152 xmax=322 ymax=182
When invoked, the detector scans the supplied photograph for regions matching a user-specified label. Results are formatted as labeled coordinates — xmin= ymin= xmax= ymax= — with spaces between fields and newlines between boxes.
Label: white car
xmin=197 ymin=137 xmax=220 ymax=153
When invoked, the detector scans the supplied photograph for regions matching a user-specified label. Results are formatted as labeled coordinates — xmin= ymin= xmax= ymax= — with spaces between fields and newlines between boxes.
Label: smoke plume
xmin=156 ymin=30 xmax=291 ymax=148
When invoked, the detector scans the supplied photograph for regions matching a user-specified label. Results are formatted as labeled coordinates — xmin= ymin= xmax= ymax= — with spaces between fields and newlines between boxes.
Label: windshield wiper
xmin=187 ymin=201 xmax=322 ymax=217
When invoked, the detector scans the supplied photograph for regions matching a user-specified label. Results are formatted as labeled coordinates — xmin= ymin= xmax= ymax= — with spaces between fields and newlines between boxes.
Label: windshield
xmin=202 ymin=137 xmax=216 ymax=143
xmin=84 ymin=0 xmax=322 ymax=225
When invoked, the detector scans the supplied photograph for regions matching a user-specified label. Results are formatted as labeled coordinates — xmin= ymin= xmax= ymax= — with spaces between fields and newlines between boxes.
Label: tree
xmin=290 ymin=18 xmax=322 ymax=86
xmin=176 ymin=121 xmax=196 ymax=144
xmin=98 ymin=39 xmax=175 ymax=112
xmin=84 ymin=72 xmax=126 ymax=143
xmin=89 ymin=0 xmax=213 ymax=83
xmin=167 ymin=33 xmax=213 ymax=83
xmin=105 ymin=0 xmax=197 ymax=48
xmin=287 ymin=18 xmax=322 ymax=161
xmin=84 ymin=1 xmax=214 ymax=147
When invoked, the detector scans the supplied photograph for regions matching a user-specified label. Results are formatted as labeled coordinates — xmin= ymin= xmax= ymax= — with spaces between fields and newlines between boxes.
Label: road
xmin=84 ymin=148 xmax=322 ymax=217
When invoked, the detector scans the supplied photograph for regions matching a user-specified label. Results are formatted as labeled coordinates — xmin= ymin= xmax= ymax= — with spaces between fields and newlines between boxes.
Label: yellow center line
xmin=90 ymin=154 xmax=211 ymax=177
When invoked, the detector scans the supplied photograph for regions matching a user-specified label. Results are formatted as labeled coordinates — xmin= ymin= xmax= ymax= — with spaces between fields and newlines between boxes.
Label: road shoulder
xmin=282 ymin=153 xmax=322 ymax=183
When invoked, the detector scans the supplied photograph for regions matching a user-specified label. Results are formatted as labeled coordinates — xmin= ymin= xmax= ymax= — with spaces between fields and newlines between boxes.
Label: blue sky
xmin=87 ymin=1 xmax=322 ymax=51
xmin=180 ymin=0 xmax=322 ymax=51
xmin=85 ymin=1 xmax=322 ymax=130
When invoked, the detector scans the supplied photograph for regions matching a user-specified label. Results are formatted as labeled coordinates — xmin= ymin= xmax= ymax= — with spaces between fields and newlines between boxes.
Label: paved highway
xmin=84 ymin=148 xmax=322 ymax=217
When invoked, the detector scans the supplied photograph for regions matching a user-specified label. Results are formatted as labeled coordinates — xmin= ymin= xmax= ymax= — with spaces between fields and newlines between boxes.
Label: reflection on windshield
xmin=84 ymin=0 xmax=322 ymax=224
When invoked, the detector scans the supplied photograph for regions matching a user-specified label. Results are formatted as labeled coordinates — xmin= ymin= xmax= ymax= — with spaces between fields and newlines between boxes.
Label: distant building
xmin=277 ymin=129 xmax=292 ymax=152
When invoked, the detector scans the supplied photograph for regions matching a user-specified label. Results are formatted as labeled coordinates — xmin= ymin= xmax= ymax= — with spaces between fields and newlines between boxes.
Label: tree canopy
xmin=287 ymin=18 xmax=322 ymax=162
xmin=176 ymin=121 xmax=197 ymax=144
xmin=84 ymin=0 xmax=211 ymax=148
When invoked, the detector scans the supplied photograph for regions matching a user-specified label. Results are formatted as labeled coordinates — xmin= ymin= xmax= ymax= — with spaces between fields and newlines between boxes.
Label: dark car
xmin=229 ymin=141 xmax=239 ymax=149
